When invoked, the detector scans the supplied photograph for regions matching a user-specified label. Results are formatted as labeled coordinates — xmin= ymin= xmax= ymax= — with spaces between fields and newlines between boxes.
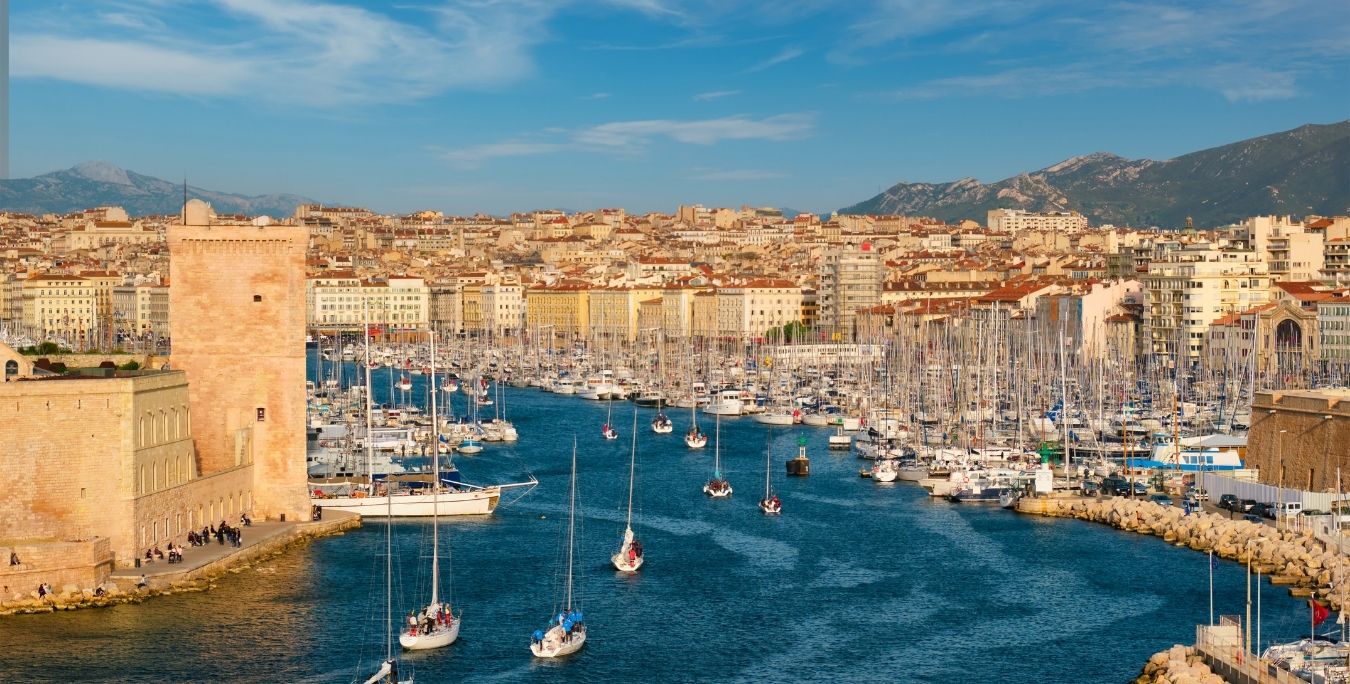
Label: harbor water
xmin=0 ymin=380 xmax=1315 ymax=683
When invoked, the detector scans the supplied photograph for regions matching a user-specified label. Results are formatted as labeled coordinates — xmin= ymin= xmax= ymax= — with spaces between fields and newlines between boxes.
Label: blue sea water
xmin=0 ymin=372 xmax=1315 ymax=683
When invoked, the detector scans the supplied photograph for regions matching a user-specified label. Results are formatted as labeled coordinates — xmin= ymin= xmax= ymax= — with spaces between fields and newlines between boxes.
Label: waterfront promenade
xmin=2 ymin=510 xmax=359 ymax=614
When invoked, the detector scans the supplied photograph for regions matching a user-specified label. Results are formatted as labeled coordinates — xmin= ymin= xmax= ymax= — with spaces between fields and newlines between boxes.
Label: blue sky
xmin=9 ymin=0 xmax=1349 ymax=215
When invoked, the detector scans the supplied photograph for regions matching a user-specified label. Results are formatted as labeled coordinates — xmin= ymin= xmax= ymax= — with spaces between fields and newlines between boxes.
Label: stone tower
xmin=168 ymin=200 xmax=309 ymax=521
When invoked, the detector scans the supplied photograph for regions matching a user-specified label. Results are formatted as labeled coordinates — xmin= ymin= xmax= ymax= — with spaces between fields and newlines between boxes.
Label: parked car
xmin=1150 ymin=493 xmax=1174 ymax=507
xmin=1132 ymin=481 xmax=1150 ymax=496
xmin=1218 ymin=494 xmax=1239 ymax=511
xmin=1080 ymin=480 xmax=1100 ymax=496
xmin=1239 ymin=499 xmax=1259 ymax=513
xmin=1249 ymin=503 xmax=1275 ymax=519
xmin=1101 ymin=477 xmax=1130 ymax=496
xmin=1276 ymin=501 xmax=1303 ymax=518
xmin=1190 ymin=488 xmax=1210 ymax=502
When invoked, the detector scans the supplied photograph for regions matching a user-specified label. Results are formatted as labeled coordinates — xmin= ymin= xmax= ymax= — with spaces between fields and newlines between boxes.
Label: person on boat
xmin=531 ymin=629 xmax=544 ymax=645
xmin=632 ymin=539 xmax=643 ymax=557
xmin=407 ymin=611 xmax=418 ymax=634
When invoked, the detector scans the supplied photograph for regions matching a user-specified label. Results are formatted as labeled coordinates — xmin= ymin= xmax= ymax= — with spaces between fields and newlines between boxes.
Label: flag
xmin=1312 ymin=601 xmax=1331 ymax=626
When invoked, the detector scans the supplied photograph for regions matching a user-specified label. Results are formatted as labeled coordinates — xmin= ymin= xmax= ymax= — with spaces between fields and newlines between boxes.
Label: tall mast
xmin=430 ymin=329 xmax=440 ymax=606
xmin=566 ymin=438 xmax=578 ymax=610
xmin=625 ymin=408 xmax=637 ymax=530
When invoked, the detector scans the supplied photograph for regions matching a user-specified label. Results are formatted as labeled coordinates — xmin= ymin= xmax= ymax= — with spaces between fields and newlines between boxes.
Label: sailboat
xmin=530 ymin=440 xmax=587 ymax=659
xmin=602 ymin=393 xmax=619 ymax=440
xmin=400 ymin=331 xmax=460 ymax=651
xmin=612 ymin=410 xmax=644 ymax=572
xmin=651 ymin=332 xmax=674 ymax=435
xmin=758 ymin=434 xmax=781 ymax=515
xmin=703 ymin=411 xmax=732 ymax=497
xmin=684 ymin=382 xmax=707 ymax=448
xmin=360 ymin=303 xmax=413 ymax=684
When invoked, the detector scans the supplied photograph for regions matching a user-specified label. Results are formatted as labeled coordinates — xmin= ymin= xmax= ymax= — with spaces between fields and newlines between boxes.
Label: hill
xmin=838 ymin=121 xmax=1350 ymax=227
xmin=0 ymin=161 xmax=315 ymax=217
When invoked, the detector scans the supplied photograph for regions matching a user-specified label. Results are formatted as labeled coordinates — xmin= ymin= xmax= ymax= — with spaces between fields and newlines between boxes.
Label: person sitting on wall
xmin=8 ymin=551 xmax=18 ymax=566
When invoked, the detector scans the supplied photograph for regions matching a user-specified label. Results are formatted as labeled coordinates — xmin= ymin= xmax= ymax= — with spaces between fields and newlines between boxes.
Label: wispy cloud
xmin=694 ymin=89 xmax=742 ymax=101
xmin=581 ymin=92 xmax=613 ymax=100
xmin=742 ymin=46 xmax=805 ymax=74
xmin=884 ymin=62 xmax=1302 ymax=102
xmin=440 ymin=113 xmax=816 ymax=168
xmin=691 ymin=169 xmax=788 ymax=181
xmin=12 ymin=0 xmax=554 ymax=106
xmin=574 ymin=114 xmax=815 ymax=147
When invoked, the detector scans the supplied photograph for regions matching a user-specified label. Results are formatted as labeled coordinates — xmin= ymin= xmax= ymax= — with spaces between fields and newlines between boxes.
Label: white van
xmin=1276 ymin=501 xmax=1303 ymax=518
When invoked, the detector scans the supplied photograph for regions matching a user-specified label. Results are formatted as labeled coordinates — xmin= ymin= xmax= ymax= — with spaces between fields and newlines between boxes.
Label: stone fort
xmin=0 ymin=200 xmax=308 ymax=599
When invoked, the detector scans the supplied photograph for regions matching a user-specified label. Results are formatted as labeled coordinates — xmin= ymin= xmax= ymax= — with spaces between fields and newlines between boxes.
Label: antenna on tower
xmin=182 ymin=176 xmax=187 ymax=224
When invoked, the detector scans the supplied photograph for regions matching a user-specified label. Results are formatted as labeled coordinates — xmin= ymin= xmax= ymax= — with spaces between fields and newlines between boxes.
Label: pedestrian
xmin=136 ymin=574 xmax=147 ymax=590
xmin=9 ymin=551 xmax=19 ymax=566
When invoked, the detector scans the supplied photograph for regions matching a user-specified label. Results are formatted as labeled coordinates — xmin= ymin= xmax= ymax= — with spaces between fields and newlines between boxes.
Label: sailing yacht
xmin=530 ymin=441 xmax=587 ymax=658
xmin=684 ymin=390 xmax=707 ymax=448
xmin=400 ymin=332 xmax=460 ymax=651
xmin=703 ymin=411 xmax=732 ymax=497
xmin=612 ymin=410 xmax=644 ymax=572
xmin=602 ymin=394 xmax=619 ymax=440
xmin=758 ymin=436 xmax=781 ymax=515
xmin=359 ymin=303 xmax=414 ymax=684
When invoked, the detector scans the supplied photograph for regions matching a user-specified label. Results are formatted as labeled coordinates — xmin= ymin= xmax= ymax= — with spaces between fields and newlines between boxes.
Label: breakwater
xmin=1017 ymin=495 xmax=1347 ymax=609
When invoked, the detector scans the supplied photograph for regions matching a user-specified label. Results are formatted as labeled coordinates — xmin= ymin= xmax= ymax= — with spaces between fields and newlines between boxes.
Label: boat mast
xmin=566 ymin=438 xmax=578 ymax=611
xmin=625 ymin=408 xmax=637 ymax=531
xmin=430 ymin=329 xmax=440 ymax=606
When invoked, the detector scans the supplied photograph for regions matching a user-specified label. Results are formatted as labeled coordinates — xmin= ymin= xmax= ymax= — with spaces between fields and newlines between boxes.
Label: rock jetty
xmin=1018 ymin=496 xmax=1348 ymax=610
xmin=1134 ymin=645 xmax=1223 ymax=684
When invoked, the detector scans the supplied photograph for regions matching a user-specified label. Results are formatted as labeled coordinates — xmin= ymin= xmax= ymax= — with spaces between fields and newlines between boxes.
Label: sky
xmin=8 ymin=0 xmax=1350 ymax=215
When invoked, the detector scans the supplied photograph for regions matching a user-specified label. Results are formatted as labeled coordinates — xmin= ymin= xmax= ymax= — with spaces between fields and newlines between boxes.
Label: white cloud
xmin=742 ymin=47 xmax=805 ymax=74
xmin=694 ymin=90 xmax=742 ymax=101
xmin=581 ymin=92 xmax=613 ymax=100
xmin=574 ymin=114 xmax=815 ymax=147
xmin=440 ymin=113 xmax=816 ymax=168
xmin=13 ymin=0 xmax=554 ymax=106
xmin=439 ymin=142 xmax=571 ymax=169
xmin=12 ymin=35 xmax=251 ymax=96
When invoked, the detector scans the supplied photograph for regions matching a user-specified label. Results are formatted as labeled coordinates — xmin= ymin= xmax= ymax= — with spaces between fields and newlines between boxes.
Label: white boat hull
xmin=685 ymin=433 xmax=707 ymax=449
xmin=801 ymin=414 xmax=831 ymax=427
xmin=400 ymin=619 xmax=460 ymax=650
xmin=751 ymin=413 xmax=794 ymax=426
xmin=703 ymin=483 xmax=733 ymax=497
xmin=531 ymin=625 xmax=586 ymax=658
xmin=611 ymin=552 xmax=644 ymax=572
xmin=651 ymin=421 xmax=674 ymax=434
xmin=313 ymin=489 xmax=500 ymax=516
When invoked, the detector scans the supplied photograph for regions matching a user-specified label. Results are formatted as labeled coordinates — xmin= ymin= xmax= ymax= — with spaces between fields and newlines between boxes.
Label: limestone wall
xmin=1248 ymin=390 xmax=1350 ymax=492
xmin=0 ymin=538 xmax=113 ymax=602
xmin=168 ymin=223 xmax=309 ymax=522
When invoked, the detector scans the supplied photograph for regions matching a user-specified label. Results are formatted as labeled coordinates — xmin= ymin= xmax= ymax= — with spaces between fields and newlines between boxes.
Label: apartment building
xmin=306 ymin=273 xmax=429 ymax=331
xmin=986 ymin=209 xmax=1088 ymax=233
xmin=1144 ymin=244 xmax=1271 ymax=363
xmin=817 ymin=243 xmax=882 ymax=340
xmin=21 ymin=274 xmax=100 ymax=348
xmin=713 ymin=279 xmax=803 ymax=340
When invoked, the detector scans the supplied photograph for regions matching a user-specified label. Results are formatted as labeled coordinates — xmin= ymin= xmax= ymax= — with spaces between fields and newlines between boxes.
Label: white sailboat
xmin=400 ymin=331 xmax=460 ymax=651
xmin=758 ymin=435 xmax=781 ymax=515
xmin=361 ymin=303 xmax=413 ymax=684
xmin=530 ymin=440 xmax=587 ymax=658
xmin=612 ymin=410 xmax=644 ymax=572
xmin=602 ymin=389 xmax=619 ymax=440
xmin=703 ymin=411 xmax=732 ymax=497
xmin=684 ymin=384 xmax=707 ymax=448
xmin=651 ymin=333 xmax=674 ymax=435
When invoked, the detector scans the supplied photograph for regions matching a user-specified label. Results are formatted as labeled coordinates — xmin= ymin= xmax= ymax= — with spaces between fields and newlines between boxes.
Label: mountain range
xmin=839 ymin=121 xmax=1350 ymax=227
xmin=0 ymin=161 xmax=315 ymax=218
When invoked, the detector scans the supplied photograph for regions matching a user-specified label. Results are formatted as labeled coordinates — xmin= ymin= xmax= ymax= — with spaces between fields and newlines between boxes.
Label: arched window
xmin=4 ymin=360 xmax=17 ymax=380
xmin=172 ymin=455 xmax=180 ymax=486
xmin=171 ymin=408 xmax=179 ymax=440
xmin=153 ymin=461 xmax=161 ymax=491
xmin=140 ymin=465 xmax=147 ymax=495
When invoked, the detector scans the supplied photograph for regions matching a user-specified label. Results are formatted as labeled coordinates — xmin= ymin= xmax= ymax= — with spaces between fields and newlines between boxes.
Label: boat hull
xmin=400 ymin=620 xmax=460 ymax=650
xmin=611 ymin=553 xmax=644 ymax=572
xmin=751 ymin=413 xmax=794 ymax=426
xmin=313 ymin=489 xmax=500 ymax=516
xmin=531 ymin=626 xmax=586 ymax=658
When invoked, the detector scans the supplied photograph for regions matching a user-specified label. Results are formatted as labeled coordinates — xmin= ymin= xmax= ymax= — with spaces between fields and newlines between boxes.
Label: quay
xmin=1 ymin=511 xmax=358 ymax=616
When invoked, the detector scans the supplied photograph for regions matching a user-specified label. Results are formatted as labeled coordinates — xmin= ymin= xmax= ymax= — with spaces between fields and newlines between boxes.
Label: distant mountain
xmin=0 ymin=161 xmax=316 ymax=217
xmin=839 ymin=121 xmax=1350 ymax=227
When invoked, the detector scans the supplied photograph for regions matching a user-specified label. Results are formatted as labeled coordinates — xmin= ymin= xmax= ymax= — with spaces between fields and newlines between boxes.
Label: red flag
xmin=1311 ymin=600 xmax=1331 ymax=626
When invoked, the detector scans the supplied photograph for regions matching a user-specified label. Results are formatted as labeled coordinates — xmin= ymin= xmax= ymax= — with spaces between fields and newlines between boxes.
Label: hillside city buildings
xmin=0 ymin=205 xmax=1347 ymax=375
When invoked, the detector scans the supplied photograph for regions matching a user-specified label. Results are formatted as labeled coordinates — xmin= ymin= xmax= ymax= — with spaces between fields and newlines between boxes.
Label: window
xmin=253 ymin=295 xmax=263 ymax=302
